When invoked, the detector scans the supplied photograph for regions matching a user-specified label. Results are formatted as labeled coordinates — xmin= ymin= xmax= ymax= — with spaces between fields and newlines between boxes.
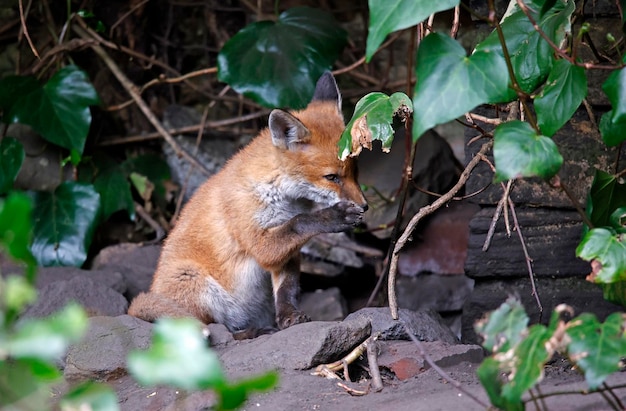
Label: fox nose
xmin=361 ymin=203 xmax=369 ymax=212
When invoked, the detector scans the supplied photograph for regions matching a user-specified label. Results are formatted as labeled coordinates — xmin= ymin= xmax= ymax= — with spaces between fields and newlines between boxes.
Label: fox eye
xmin=324 ymin=174 xmax=340 ymax=183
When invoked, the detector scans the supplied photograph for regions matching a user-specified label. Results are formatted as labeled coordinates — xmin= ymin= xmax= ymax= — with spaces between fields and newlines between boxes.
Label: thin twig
xmin=508 ymin=198 xmax=543 ymax=316
xmin=450 ymin=5 xmax=461 ymax=38
xmin=18 ymin=0 xmax=39 ymax=59
xmin=388 ymin=141 xmax=493 ymax=318
xmin=404 ymin=324 xmax=490 ymax=408
xmin=97 ymin=110 xmax=269 ymax=146
xmin=73 ymin=24 xmax=213 ymax=177
xmin=109 ymin=0 xmax=151 ymax=38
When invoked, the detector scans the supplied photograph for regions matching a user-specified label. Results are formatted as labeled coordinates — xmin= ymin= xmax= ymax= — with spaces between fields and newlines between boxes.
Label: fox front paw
xmin=277 ymin=310 xmax=311 ymax=330
xmin=320 ymin=201 xmax=365 ymax=232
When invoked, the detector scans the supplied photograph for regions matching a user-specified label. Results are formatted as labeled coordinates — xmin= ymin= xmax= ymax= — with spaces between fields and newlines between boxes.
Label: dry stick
xmin=73 ymin=25 xmax=213 ymax=177
xmin=388 ymin=140 xmax=493 ymax=319
xmin=109 ymin=0 xmax=151 ymax=38
xmin=404 ymin=324 xmax=489 ymax=408
xmin=508 ymin=198 xmax=543 ymax=316
xmin=18 ymin=0 xmax=39 ymax=59
xmin=482 ymin=180 xmax=509 ymax=251
xmin=366 ymin=335 xmax=383 ymax=392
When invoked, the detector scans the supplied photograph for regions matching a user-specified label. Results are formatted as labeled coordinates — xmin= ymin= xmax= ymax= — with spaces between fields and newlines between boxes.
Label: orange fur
xmin=128 ymin=73 xmax=367 ymax=335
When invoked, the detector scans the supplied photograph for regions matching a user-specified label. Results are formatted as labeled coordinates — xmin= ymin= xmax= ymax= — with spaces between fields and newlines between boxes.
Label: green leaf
xmin=7 ymin=303 xmax=88 ymax=361
xmin=365 ymin=0 xmax=459 ymax=61
xmin=475 ymin=296 xmax=528 ymax=353
xmin=602 ymin=65 xmax=626 ymax=124
xmin=566 ymin=312 xmax=626 ymax=390
xmin=476 ymin=357 xmax=524 ymax=411
xmin=0 ymin=192 xmax=36 ymax=276
xmin=493 ymin=120 xmax=563 ymax=182
xmin=338 ymin=92 xmax=412 ymax=160
xmin=217 ymin=372 xmax=279 ymax=411
xmin=0 ymin=75 xmax=40 ymax=113
xmin=127 ymin=318 xmax=225 ymax=391
xmin=0 ymin=358 xmax=58 ymax=409
xmin=30 ymin=182 xmax=100 ymax=267
xmin=535 ymin=59 xmax=587 ymax=136
xmin=0 ymin=137 xmax=25 ymax=194
xmin=502 ymin=324 xmax=552 ymax=403
xmin=609 ymin=207 xmax=626 ymax=233
xmin=89 ymin=155 xmax=135 ymax=221
xmin=585 ymin=169 xmax=626 ymax=229
xmin=475 ymin=0 xmax=575 ymax=97
xmin=601 ymin=280 xmax=626 ymax=308
xmin=60 ymin=381 xmax=119 ymax=411
xmin=413 ymin=32 xmax=509 ymax=140
xmin=217 ymin=7 xmax=347 ymax=109
xmin=2 ymin=275 xmax=37 ymax=314
xmin=576 ymin=228 xmax=626 ymax=283
xmin=599 ymin=110 xmax=626 ymax=146
xmin=6 ymin=66 xmax=100 ymax=158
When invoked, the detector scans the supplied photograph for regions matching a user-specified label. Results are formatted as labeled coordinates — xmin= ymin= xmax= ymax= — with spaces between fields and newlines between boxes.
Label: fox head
xmin=268 ymin=72 xmax=367 ymax=211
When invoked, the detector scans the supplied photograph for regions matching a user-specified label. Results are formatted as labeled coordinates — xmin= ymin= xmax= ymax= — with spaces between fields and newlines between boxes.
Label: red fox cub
xmin=128 ymin=72 xmax=368 ymax=338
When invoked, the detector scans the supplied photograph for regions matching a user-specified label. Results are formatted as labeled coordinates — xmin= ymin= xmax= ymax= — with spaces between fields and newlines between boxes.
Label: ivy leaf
xmin=493 ymin=120 xmax=563 ymax=182
xmin=0 ymin=358 xmax=59 ymax=409
xmin=0 ymin=192 xmax=36 ymax=279
xmin=576 ymin=228 xmax=626 ymax=283
xmin=475 ymin=0 xmax=575 ymax=97
xmin=60 ymin=381 xmax=119 ymax=411
xmin=338 ymin=91 xmax=412 ymax=160
xmin=127 ymin=318 xmax=225 ymax=391
xmin=566 ymin=312 xmax=626 ymax=390
xmin=5 ymin=66 xmax=100 ymax=159
xmin=121 ymin=153 xmax=171 ymax=202
xmin=535 ymin=59 xmax=587 ymax=136
xmin=217 ymin=373 xmax=279 ymax=411
xmin=476 ymin=357 xmax=524 ymax=411
xmin=217 ymin=7 xmax=347 ymax=109
xmin=0 ymin=137 xmax=24 ymax=194
xmin=502 ymin=324 xmax=552 ymax=403
xmin=475 ymin=296 xmax=528 ymax=353
xmin=365 ymin=0 xmax=459 ymax=61
xmin=6 ymin=303 xmax=88 ymax=361
xmin=602 ymin=65 xmax=626 ymax=124
xmin=87 ymin=155 xmax=135 ymax=221
xmin=585 ymin=169 xmax=626 ymax=230
xmin=413 ymin=32 xmax=509 ymax=140
xmin=599 ymin=110 xmax=626 ymax=147
xmin=30 ymin=182 xmax=101 ymax=267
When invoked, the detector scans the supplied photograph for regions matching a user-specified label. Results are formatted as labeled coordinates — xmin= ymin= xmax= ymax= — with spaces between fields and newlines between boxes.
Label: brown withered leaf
xmin=585 ymin=259 xmax=603 ymax=283
xmin=349 ymin=116 xmax=373 ymax=158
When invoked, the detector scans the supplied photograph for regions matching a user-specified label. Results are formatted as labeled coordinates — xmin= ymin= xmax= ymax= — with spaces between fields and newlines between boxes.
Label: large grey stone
xmin=462 ymin=277 xmax=623 ymax=344
xmin=219 ymin=317 xmax=371 ymax=372
xmin=465 ymin=207 xmax=590 ymax=279
xmin=91 ymin=243 xmax=161 ymax=299
xmin=21 ymin=276 xmax=128 ymax=319
xmin=300 ymin=287 xmax=348 ymax=321
xmin=64 ymin=315 xmax=153 ymax=381
xmin=344 ymin=307 xmax=458 ymax=344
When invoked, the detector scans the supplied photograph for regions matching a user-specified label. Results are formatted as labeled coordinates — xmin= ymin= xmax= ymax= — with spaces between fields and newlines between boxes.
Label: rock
xmin=465 ymin=207 xmax=590 ymax=279
xmin=219 ymin=317 xmax=371 ymax=372
xmin=300 ymin=287 xmax=348 ymax=321
xmin=64 ymin=315 xmax=153 ymax=381
xmin=344 ymin=307 xmax=458 ymax=344
xmin=207 ymin=323 xmax=234 ymax=346
xmin=90 ymin=243 xmax=161 ymax=299
xmin=21 ymin=276 xmax=128 ymax=319
xmin=395 ymin=274 xmax=474 ymax=313
xmin=377 ymin=340 xmax=483 ymax=380
xmin=36 ymin=266 xmax=127 ymax=294
xmin=462 ymin=277 xmax=624 ymax=344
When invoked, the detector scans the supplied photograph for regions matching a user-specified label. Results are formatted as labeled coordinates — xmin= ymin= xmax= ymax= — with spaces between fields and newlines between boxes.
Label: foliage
xmin=476 ymin=298 xmax=626 ymax=410
xmin=217 ymin=6 xmax=347 ymax=109
xmin=128 ymin=319 xmax=278 ymax=410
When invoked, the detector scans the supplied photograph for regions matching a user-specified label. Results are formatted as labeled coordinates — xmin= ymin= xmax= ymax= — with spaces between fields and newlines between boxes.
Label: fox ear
xmin=312 ymin=71 xmax=342 ymax=112
xmin=269 ymin=109 xmax=310 ymax=150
